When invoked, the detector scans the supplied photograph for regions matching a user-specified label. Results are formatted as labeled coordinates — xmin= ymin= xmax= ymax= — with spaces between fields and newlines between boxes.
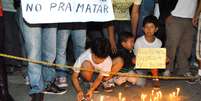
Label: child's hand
xmin=86 ymin=90 xmax=93 ymax=100
xmin=77 ymin=91 xmax=84 ymax=101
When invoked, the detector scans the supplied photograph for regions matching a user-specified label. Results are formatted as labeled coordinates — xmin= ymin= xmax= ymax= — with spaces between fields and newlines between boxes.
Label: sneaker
xmin=163 ymin=70 xmax=170 ymax=76
xmin=43 ymin=83 xmax=67 ymax=95
xmin=55 ymin=76 xmax=68 ymax=88
xmin=185 ymin=72 xmax=199 ymax=84
xmin=152 ymin=79 xmax=160 ymax=90
xmin=102 ymin=80 xmax=115 ymax=93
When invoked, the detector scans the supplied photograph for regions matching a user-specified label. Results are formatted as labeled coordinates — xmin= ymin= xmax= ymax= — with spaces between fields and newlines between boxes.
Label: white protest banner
xmin=21 ymin=0 xmax=114 ymax=24
xmin=135 ymin=48 xmax=166 ymax=69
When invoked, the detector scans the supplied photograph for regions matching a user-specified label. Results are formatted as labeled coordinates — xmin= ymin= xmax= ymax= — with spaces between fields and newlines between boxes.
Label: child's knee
xmin=81 ymin=60 xmax=94 ymax=81
xmin=111 ymin=57 xmax=124 ymax=73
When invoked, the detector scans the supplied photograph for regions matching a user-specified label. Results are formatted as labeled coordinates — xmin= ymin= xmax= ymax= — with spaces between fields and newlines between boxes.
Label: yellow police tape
xmin=0 ymin=53 xmax=198 ymax=80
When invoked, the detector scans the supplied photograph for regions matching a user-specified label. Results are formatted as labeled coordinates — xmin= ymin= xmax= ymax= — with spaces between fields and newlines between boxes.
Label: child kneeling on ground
xmin=111 ymin=32 xmax=145 ymax=87
xmin=72 ymin=38 xmax=123 ymax=101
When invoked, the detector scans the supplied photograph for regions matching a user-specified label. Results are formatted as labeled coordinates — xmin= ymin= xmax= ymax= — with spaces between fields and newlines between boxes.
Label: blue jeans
xmin=137 ymin=0 xmax=155 ymax=37
xmin=56 ymin=29 xmax=86 ymax=76
xmin=17 ymin=8 xmax=57 ymax=94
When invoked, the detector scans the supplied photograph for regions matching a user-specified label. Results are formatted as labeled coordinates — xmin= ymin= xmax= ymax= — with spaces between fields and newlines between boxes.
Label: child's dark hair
xmin=143 ymin=15 xmax=158 ymax=27
xmin=119 ymin=31 xmax=134 ymax=43
xmin=91 ymin=38 xmax=111 ymax=58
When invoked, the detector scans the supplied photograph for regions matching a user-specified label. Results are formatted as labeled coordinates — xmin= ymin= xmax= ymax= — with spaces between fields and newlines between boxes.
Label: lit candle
xmin=141 ymin=94 xmax=147 ymax=101
xmin=158 ymin=91 xmax=162 ymax=99
xmin=121 ymin=97 xmax=126 ymax=101
xmin=169 ymin=94 xmax=172 ymax=101
xmin=173 ymin=92 xmax=176 ymax=99
xmin=150 ymin=94 xmax=152 ymax=101
xmin=152 ymin=90 xmax=154 ymax=96
xmin=176 ymin=88 xmax=180 ymax=96
xmin=153 ymin=97 xmax=157 ymax=101
xmin=119 ymin=92 xmax=122 ymax=101
xmin=100 ymin=96 xmax=104 ymax=101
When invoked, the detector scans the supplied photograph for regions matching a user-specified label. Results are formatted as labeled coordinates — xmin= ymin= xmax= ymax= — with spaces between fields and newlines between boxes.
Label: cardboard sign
xmin=135 ymin=48 xmax=166 ymax=69
xmin=21 ymin=0 xmax=114 ymax=24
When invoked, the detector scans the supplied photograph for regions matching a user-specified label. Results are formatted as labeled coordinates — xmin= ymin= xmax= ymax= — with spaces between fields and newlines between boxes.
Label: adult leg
xmin=176 ymin=19 xmax=195 ymax=75
xmin=55 ymin=29 xmax=71 ymax=88
xmin=165 ymin=16 xmax=183 ymax=75
xmin=0 ymin=15 xmax=14 ymax=101
xmin=71 ymin=29 xmax=86 ymax=59
xmin=42 ymin=24 xmax=57 ymax=86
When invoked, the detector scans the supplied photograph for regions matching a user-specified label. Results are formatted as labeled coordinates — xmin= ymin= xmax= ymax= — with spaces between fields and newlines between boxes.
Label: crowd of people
xmin=0 ymin=0 xmax=200 ymax=101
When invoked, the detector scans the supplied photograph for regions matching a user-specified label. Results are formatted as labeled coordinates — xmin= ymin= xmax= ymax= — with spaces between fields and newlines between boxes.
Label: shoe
xmin=163 ymin=70 xmax=170 ymax=76
xmin=43 ymin=83 xmax=67 ymax=95
xmin=102 ymin=80 xmax=115 ymax=93
xmin=185 ymin=72 xmax=199 ymax=84
xmin=152 ymin=79 xmax=160 ymax=90
xmin=55 ymin=76 xmax=68 ymax=88
xmin=30 ymin=93 xmax=44 ymax=101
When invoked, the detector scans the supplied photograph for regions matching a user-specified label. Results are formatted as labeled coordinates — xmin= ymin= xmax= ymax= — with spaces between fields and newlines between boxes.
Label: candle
xmin=141 ymin=94 xmax=147 ymax=101
xmin=150 ymin=94 xmax=152 ymax=101
xmin=173 ymin=92 xmax=176 ymax=98
xmin=158 ymin=91 xmax=162 ymax=99
xmin=153 ymin=97 xmax=157 ymax=101
xmin=169 ymin=94 xmax=172 ymax=101
xmin=121 ymin=97 xmax=126 ymax=101
xmin=119 ymin=92 xmax=122 ymax=101
xmin=152 ymin=90 xmax=154 ymax=96
xmin=176 ymin=88 xmax=180 ymax=96
xmin=100 ymin=96 xmax=104 ymax=101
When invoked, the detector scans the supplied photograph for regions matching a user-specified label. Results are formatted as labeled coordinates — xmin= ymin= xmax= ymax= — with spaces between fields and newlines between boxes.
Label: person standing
xmin=0 ymin=0 xmax=15 ymax=100
xmin=161 ymin=0 xmax=198 ymax=76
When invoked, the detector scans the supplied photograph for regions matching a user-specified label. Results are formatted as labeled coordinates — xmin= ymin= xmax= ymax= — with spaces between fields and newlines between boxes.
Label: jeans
xmin=17 ymin=8 xmax=57 ymax=94
xmin=137 ymin=0 xmax=155 ymax=37
xmin=56 ymin=29 xmax=86 ymax=76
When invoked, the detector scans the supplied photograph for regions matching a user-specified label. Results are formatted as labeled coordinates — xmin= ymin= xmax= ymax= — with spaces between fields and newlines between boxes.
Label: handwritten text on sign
xmin=21 ymin=0 xmax=114 ymax=24
xmin=135 ymin=48 xmax=166 ymax=69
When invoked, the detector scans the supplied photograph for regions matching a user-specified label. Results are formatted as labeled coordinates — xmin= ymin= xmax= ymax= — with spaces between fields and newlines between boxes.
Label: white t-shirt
xmin=134 ymin=36 xmax=162 ymax=55
xmin=73 ymin=49 xmax=112 ymax=76
xmin=171 ymin=0 xmax=197 ymax=18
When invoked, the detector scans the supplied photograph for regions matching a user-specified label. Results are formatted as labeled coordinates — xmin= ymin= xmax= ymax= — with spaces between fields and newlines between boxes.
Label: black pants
xmin=0 ymin=16 xmax=13 ymax=101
